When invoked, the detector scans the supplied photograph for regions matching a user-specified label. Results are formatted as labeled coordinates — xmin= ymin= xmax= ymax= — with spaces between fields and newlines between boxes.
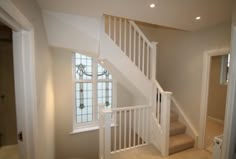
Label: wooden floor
xmin=112 ymin=145 xmax=212 ymax=159
xmin=0 ymin=145 xmax=19 ymax=159
xmin=205 ymin=118 xmax=224 ymax=153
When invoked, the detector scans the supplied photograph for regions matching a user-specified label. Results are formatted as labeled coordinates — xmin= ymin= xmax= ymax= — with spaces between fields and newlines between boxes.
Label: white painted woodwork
xmin=99 ymin=15 xmax=175 ymax=158
xmin=99 ymin=105 xmax=105 ymax=159
xmin=99 ymin=105 xmax=151 ymax=158
xmin=0 ymin=1 xmax=38 ymax=159
xmin=99 ymin=30 xmax=152 ymax=99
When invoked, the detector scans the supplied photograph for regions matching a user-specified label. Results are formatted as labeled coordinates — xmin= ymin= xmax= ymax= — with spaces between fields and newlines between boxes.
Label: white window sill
xmin=70 ymin=123 xmax=117 ymax=135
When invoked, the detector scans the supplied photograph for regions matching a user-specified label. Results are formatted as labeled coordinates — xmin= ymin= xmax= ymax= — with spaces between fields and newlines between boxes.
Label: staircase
xmin=98 ymin=15 xmax=196 ymax=159
xmin=169 ymin=111 xmax=195 ymax=154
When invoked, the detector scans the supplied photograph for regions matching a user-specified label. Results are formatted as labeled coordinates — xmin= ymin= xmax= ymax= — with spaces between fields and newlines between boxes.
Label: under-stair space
xmin=169 ymin=111 xmax=195 ymax=154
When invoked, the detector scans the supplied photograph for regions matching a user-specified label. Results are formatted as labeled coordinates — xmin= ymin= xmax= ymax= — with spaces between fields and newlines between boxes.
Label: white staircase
xmin=98 ymin=15 xmax=195 ymax=159
xmin=99 ymin=15 xmax=155 ymax=99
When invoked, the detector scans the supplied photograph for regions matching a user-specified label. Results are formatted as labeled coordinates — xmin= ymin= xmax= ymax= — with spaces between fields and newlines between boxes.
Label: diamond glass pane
xmin=75 ymin=53 xmax=92 ymax=80
xmin=75 ymin=82 xmax=93 ymax=123
xmin=97 ymin=64 xmax=112 ymax=80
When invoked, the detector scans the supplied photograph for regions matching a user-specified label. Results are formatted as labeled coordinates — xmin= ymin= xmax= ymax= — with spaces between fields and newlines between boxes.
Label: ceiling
xmin=36 ymin=0 xmax=233 ymax=31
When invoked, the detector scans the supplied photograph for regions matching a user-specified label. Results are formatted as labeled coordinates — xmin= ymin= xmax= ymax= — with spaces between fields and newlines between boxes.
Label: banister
xmin=129 ymin=20 xmax=152 ymax=47
xmin=111 ymin=105 xmax=151 ymax=112
xmin=153 ymin=79 xmax=164 ymax=93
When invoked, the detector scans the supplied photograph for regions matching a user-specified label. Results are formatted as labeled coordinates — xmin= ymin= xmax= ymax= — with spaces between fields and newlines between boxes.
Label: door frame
xmin=0 ymin=1 xmax=38 ymax=159
xmin=221 ymin=26 xmax=236 ymax=159
xmin=199 ymin=48 xmax=229 ymax=149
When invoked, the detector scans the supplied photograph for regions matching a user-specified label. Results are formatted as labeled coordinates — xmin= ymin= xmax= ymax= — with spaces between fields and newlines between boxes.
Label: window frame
xmin=71 ymin=53 xmax=117 ymax=133
xmin=220 ymin=54 xmax=230 ymax=85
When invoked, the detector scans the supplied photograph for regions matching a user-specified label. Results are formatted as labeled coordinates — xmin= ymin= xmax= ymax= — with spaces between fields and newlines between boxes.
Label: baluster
xmin=129 ymin=23 xmax=132 ymax=59
xmin=142 ymin=108 xmax=145 ymax=144
xmin=133 ymin=30 xmax=136 ymax=64
xmin=108 ymin=15 xmax=111 ymax=37
xmin=124 ymin=19 xmax=127 ymax=54
xmin=137 ymin=108 xmax=141 ymax=145
xmin=124 ymin=110 xmax=127 ymax=149
xmin=138 ymin=35 xmax=141 ymax=69
xmin=147 ymin=46 xmax=150 ymax=78
xmin=133 ymin=109 xmax=136 ymax=146
xmin=114 ymin=16 xmax=116 ymax=44
xmin=129 ymin=110 xmax=132 ymax=147
xmin=119 ymin=18 xmax=122 ymax=48
xmin=119 ymin=110 xmax=122 ymax=150
xmin=145 ymin=107 xmax=149 ymax=144
xmin=142 ymin=41 xmax=145 ymax=73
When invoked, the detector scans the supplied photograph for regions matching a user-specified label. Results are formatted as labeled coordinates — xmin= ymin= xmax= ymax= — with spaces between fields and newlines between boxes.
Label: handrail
xmin=153 ymin=79 xmax=164 ymax=93
xmin=111 ymin=105 xmax=151 ymax=112
xmin=128 ymin=20 xmax=152 ymax=47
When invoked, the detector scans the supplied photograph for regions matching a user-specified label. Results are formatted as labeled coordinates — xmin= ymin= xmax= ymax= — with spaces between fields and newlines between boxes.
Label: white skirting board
xmin=207 ymin=116 xmax=224 ymax=125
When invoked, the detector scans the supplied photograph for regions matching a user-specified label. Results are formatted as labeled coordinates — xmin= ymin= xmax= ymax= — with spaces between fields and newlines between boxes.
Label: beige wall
xmin=0 ymin=27 xmax=17 ymax=147
xmin=138 ymin=22 xmax=231 ymax=131
xmin=207 ymin=56 xmax=227 ymax=121
xmin=51 ymin=47 xmax=135 ymax=159
xmin=10 ymin=0 xmax=55 ymax=158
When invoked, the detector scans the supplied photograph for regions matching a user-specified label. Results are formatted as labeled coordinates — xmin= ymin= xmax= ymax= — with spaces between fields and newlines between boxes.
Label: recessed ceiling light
xmin=195 ymin=16 xmax=201 ymax=20
xmin=101 ymin=60 xmax=104 ymax=64
xmin=150 ymin=3 xmax=155 ymax=8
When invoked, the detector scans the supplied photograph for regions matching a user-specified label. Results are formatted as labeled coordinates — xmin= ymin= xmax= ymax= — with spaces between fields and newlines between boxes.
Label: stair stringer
xmin=171 ymin=97 xmax=199 ymax=147
xmin=150 ymin=114 xmax=167 ymax=156
xmin=99 ymin=32 xmax=152 ymax=100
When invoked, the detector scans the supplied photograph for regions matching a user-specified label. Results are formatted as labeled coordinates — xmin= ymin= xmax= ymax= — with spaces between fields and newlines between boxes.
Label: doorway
xmin=204 ymin=55 xmax=229 ymax=152
xmin=0 ymin=1 xmax=38 ymax=159
xmin=0 ymin=22 xmax=19 ymax=158
xmin=199 ymin=48 xmax=229 ymax=150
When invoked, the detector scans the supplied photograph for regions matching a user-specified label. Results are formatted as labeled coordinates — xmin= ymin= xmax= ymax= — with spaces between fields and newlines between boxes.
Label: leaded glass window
xmin=74 ymin=52 xmax=113 ymax=126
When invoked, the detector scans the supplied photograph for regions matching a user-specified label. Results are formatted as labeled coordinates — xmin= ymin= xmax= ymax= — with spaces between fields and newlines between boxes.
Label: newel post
xmin=151 ymin=42 xmax=158 ymax=81
xmin=150 ymin=42 xmax=158 ymax=115
xmin=99 ymin=105 xmax=105 ymax=159
xmin=161 ymin=92 xmax=172 ymax=156
xmin=99 ymin=104 xmax=112 ymax=159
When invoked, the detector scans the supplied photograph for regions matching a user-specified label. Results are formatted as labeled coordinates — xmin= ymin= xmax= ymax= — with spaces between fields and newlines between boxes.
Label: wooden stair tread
xmin=169 ymin=134 xmax=195 ymax=154
xmin=170 ymin=121 xmax=186 ymax=136
xmin=170 ymin=111 xmax=178 ymax=122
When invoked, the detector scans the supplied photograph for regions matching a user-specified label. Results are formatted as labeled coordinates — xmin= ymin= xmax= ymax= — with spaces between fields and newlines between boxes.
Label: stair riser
xmin=169 ymin=142 xmax=194 ymax=155
xmin=170 ymin=116 xmax=178 ymax=122
xmin=170 ymin=128 xmax=186 ymax=136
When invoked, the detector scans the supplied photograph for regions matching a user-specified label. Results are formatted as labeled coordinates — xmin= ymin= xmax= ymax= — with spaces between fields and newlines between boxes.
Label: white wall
xmin=51 ymin=47 xmax=136 ymax=159
xmin=10 ymin=0 xmax=55 ymax=159
xmin=138 ymin=22 xmax=231 ymax=132
xmin=42 ymin=10 xmax=101 ymax=57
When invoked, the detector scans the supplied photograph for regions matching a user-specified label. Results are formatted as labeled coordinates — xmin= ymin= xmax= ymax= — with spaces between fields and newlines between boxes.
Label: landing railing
xmin=104 ymin=15 xmax=156 ymax=79
xmin=99 ymin=105 xmax=151 ymax=159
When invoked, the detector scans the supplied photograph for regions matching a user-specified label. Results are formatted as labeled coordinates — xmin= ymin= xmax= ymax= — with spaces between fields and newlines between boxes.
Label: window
xmin=73 ymin=52 xmax=114 ymax=131
xmin=220 ymin=54 xmax=230 ymax=85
